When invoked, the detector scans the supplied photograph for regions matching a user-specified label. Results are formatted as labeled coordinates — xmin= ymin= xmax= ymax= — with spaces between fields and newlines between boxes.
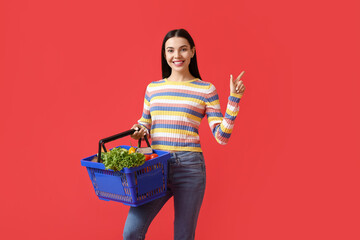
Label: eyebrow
xmin=166 ymin=45 xmax=189 ymax=49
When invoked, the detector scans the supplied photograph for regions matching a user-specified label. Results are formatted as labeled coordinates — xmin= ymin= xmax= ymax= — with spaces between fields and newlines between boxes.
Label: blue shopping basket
xmin=81 ymin=129 xmax=170 ymax=207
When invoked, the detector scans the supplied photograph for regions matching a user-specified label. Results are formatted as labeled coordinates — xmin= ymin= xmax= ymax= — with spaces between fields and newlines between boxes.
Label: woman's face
xmin=164 ymin=37 xmax=195 ymax=74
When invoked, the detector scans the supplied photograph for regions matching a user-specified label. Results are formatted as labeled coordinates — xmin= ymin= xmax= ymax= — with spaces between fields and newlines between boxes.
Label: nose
xmin=174 ymin=50 xmax=181 ymax=58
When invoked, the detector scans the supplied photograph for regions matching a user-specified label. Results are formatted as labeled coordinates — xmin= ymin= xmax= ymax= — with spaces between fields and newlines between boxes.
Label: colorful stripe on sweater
xmin=138 ymin=78 xmax=242 ymax=152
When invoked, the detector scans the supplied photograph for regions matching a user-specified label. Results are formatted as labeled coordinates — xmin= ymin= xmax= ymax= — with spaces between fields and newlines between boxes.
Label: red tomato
xmin=150 ymin=153 xmax=158 ymax=159
xmin=144 ymin=155 xmax=151 ymax=161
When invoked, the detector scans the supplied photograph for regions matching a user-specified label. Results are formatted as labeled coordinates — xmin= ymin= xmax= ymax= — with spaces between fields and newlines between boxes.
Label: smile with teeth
xmin=173 ymin=60 xmax=185 ymax=67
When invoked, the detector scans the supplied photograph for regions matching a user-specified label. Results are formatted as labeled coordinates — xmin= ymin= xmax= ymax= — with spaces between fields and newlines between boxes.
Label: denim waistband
xmin=168 ymin=151 xmax=204 ymax=166
xmin=169 ymin=151 xmax=203 ymax=158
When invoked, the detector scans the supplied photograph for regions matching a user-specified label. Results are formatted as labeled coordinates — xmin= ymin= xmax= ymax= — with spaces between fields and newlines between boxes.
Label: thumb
xmin=230 ymin=74 xmax=236 ymax=86
xmin=230 ymin=74 xmax=235 ymax=93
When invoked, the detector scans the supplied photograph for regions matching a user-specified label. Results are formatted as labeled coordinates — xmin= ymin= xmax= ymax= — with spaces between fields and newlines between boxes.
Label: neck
xmin=167 ymin=71 xmax=195 ymax=82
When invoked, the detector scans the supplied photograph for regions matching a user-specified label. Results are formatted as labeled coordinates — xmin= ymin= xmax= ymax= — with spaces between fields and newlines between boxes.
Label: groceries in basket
xmin=80 ymin=129 xmax=171 ymax=206
xmin=90 ymin=134 xmax=159 ymax=171
xmin=101 ymin=147 xmax=145 ymax=171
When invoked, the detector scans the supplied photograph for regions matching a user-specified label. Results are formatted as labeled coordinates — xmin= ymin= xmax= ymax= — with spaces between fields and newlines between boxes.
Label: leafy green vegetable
xmin=101 ymin=147 xmax=145 ymax=171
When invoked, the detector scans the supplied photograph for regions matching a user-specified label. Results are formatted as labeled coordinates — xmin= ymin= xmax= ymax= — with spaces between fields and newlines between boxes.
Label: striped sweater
xmin=138 ymin=78 xmax=242 ymax=152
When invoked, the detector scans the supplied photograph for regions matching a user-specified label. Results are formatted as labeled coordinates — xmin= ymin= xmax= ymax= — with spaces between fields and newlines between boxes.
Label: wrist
xmin=230 ymin=92 xmax=243 ymax=98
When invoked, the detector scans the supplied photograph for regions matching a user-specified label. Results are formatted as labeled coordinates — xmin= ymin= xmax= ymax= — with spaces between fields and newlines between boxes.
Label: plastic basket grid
xmin=81 ymin=146 xmax=170 ymax=207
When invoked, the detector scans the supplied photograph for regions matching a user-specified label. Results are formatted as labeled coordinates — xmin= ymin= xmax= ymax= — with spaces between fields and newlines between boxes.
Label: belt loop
xmin=173 ymin=152 xmax=180 ymax=165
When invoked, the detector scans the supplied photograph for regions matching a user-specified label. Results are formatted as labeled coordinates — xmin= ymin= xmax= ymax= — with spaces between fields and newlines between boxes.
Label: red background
xmin=1 ymin=0 xmax=359 ymax=239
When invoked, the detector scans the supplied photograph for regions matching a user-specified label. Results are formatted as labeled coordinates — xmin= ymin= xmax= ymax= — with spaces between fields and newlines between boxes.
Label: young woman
xmin=123 ymin=29 xmax=245 ymax=240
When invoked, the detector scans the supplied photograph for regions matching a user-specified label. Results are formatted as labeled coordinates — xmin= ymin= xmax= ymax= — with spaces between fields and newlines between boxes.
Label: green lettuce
xmin=101 ymin=147 xmax=145 ymax=171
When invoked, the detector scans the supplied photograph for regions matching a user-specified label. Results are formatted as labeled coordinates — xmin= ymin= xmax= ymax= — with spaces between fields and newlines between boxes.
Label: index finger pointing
xmin=236 ymin=71 xmax=245 ymax=81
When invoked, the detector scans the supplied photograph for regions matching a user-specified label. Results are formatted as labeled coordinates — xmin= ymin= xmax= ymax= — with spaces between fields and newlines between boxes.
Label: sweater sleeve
xmin=137 ymin=85 xmax=152 ymax=134
xmin=205 ymin=84 xmax=242 ymax=145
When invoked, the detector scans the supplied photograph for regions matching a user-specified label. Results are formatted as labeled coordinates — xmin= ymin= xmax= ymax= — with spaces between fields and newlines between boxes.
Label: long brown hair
xmin=161 ymin=29 xmax=202 ymax=79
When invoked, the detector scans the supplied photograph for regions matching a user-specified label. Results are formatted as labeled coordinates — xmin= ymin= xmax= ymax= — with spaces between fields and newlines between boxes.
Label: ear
xmin=192 ymin=47 xmax=195 ymax=58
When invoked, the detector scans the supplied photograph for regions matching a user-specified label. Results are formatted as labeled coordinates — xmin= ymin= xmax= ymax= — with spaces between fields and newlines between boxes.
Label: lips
xmin=173 ymin=60 xmax=184 ymax=67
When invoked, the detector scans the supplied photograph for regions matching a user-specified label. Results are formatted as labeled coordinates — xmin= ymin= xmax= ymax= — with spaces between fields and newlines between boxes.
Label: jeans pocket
xmin=178 ymin=152 xmax=205 ymax=169
xmin=183 ymin=163 xmax=203 ymax=170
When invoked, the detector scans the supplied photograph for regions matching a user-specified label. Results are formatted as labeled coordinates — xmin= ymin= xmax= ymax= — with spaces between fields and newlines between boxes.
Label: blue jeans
xmin=123 ymin=151 xmax=206 ymax=240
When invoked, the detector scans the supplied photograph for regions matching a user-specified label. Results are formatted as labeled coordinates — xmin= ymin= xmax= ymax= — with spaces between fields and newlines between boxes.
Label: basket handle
xmin=97 ymin=129 xmax=151 ymax=163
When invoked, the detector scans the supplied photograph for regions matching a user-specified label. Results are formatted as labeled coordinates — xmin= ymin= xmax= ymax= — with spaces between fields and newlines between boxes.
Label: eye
xmin=181 ymin=48 xmax=188 ymax=52
xmin=167 ymin=49 xmax=174 ymax=53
